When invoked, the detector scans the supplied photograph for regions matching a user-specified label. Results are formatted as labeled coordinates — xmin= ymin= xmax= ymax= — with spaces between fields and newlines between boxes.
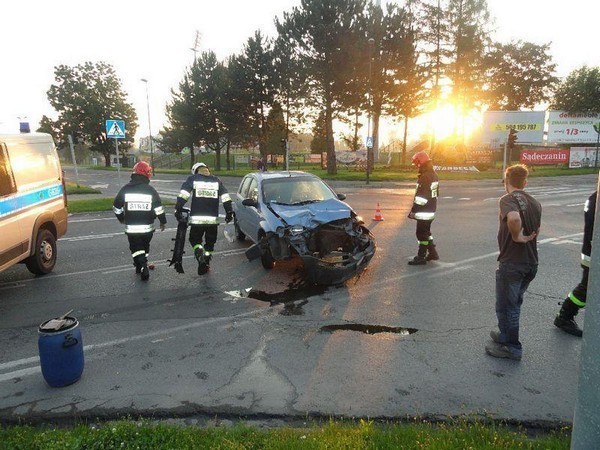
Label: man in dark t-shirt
xmin=486 ymin=164 xmax=542 ymax=361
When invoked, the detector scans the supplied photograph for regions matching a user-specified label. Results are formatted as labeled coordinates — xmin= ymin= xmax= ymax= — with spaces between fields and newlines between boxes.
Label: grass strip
xmin=0 ymin=420 xmax=569 ymax=449
xmin=65 ymin=182 xmax=101 ymax=195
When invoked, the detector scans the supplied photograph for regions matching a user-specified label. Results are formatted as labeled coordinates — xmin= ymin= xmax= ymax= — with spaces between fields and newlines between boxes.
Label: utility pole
xmin=140 ymin=78 xmax=154 ymax=174
xmin=571 ymin=172 xmax=600 ymax=448
xmin=190 ymin=30 xmax=201 ymax=63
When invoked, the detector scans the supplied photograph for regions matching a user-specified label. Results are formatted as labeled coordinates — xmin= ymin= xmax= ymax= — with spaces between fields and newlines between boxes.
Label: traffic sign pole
xmin=115 ymin=138 xmax=121 ymax=186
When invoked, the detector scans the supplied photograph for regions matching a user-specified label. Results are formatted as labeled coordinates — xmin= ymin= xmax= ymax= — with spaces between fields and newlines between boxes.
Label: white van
xmin=0 ymin=133 xmax=68 ymax=274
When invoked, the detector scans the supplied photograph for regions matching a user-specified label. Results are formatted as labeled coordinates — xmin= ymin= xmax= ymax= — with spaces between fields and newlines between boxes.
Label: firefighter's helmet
xmin=132 ymin=161 xmax=153 ymax=179
xmin=412 ymin=151 xmax=430 ymax=166
xmin=191 ymin=162 xmax=208 ymax=174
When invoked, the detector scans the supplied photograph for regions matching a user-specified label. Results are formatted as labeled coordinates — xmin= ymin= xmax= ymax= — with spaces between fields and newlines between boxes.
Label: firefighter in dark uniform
xmin=113 ymin=161 xmax=166 ymax=281
xmin=407 ymin=151 xmax=439 ymax=265
xmin=175 ymin=162 xmax=233 ymax=275
xmin=554 ymin=190 xmax=597 ymax=336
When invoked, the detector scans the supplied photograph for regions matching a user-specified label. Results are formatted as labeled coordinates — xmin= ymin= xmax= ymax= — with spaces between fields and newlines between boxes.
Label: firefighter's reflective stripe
xmin=414 ymin=212 xmax=435 ymax=220
xmin=221 ymin=193 xmax=232 ymax=203
xmin=430 ymin=181 xmax=439 ymax=197
xmin=584 ymin=199 xmax=591 ymax=212
xmin=581 ymin=253 xmax=591 ymax=267
xmin=569 ymin=291 xmax=586 ymax=307
xmin=414 ymin=196 xmax=428 ymax=206
xmin=193 ymin=180 xmax=219 ymax=198
xmin=132 ymin=250 xmax=146 ymax=258
xmin=154 ymin=205 xmax=165 ymax=215
xmin=125 ymin=224 xmax=155 ymax=233
xmin=178 ymin=189 xmax=191 ymax=200
xmin=189 ymin=215 xmax=219 ymax=225
xmin=113 ymin=206 xmax=124 ymax=215
xmin=418 ymin=240 xmax=430 ymax=245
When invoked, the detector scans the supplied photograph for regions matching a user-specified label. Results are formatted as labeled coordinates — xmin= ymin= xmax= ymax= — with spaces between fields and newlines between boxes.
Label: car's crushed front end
xmin=247 ymin=199 xmax=376 ymax=285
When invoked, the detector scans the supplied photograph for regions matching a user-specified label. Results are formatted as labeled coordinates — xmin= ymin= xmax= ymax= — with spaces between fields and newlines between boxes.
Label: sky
xmin=2 ymin=0 xmax=600 ymax=145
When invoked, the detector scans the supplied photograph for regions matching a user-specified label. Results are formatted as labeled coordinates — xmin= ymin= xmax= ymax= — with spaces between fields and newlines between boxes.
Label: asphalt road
xmin=0 ymin=169 xmax=596 ymax=426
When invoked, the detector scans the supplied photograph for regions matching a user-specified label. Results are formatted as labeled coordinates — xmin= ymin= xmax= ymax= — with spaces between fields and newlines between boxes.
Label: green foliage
xmin=0 ymin=420 xmax=570 ymax=449
xmin=485 ymin=40 xmax=558 ymax=110
xmin=276 ymin=0 xmax=368 ymax=175
xmin=266 ymin=102 xmax=287 ymax=155
xmin=551 ymin=65 xmax=600 ymax=112
xmin=46 ymin=62 xmax=138 ymax=167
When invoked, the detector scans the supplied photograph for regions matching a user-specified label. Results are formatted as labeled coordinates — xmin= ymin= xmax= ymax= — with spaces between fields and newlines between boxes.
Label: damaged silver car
xmin=232 ymin=171 xmax=376 ymax=285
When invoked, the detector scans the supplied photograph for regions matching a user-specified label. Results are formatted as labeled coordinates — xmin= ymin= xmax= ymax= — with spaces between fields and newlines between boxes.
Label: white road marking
xmin=69 ymin=217 xmax=115 ymax=223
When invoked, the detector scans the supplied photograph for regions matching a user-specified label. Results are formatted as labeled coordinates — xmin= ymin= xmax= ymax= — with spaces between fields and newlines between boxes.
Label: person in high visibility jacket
xmin=554 ymin=191 xmax=597 ymax=337
xmin=175 ymin=162 xmax=233 ymax=275
xmin=113 ymin=161 xmax=166 ymax=281
xmin=407 ymin=151 xmax=439 ymax=265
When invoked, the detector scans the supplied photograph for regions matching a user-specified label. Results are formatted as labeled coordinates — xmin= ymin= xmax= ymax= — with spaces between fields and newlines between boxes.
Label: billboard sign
xmin=481 ymin=111 xmax=545 ymax=145
xmin=547 ymin=111 xmax=600 ymax=143
xmin=569 ymin=147 xmax=599 ymax=168
xmin=520 ymin=148 xmax=569 ymax=165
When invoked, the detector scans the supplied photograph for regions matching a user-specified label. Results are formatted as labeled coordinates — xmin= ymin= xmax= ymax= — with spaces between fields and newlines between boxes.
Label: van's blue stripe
xmin=0 ymin=184 xmax=64 ymax=218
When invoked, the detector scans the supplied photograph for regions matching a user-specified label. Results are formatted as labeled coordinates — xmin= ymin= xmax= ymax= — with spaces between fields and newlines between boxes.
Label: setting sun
xmin=425 ymin=102 xmax=483 ymax=142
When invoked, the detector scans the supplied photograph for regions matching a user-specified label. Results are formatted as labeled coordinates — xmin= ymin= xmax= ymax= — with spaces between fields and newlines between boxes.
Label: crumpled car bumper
xmin=300 ymin=238 xmax=376 ymax=285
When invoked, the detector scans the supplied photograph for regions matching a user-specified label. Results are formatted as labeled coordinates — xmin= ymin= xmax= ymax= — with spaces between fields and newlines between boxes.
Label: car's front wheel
xmin=25 ymin=228 xmax=57 ymax=275
xmin=234 ymin=216 xmax=246 ymax=241
xmin=261 ymin=248 xmax=275 ymax=270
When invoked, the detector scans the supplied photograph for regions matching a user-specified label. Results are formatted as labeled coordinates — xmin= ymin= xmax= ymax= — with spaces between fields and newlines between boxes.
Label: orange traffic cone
xmin=373 ymin=203 xmax=384 ymax=221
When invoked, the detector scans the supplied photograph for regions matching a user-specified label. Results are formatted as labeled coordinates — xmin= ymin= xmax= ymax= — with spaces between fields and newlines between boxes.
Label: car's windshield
xmin=262 ymin=177 xmax=336 ymax=205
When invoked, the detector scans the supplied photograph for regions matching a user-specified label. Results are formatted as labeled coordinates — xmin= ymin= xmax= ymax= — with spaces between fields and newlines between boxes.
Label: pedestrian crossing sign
xmin=366 ymin=136 xmax=373 ymax=149
xmin=106 ymin=120 xmax=126 ymax=139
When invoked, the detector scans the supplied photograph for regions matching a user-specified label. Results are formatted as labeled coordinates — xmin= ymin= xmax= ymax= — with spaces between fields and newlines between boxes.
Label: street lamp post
xmin=140 ymin=78 xmax=154 ymax=174
xmin=366 ymin=37 xmax=375 ymax=185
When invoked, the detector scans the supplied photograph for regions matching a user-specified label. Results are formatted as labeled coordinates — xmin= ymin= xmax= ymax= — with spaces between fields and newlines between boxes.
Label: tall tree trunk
xmin=325 ymin=98 xmax=337 ymax=175
xmin=373 ymin=109 xmax=381 ymax=163
xmin=189 ymin=141 xmax=196 ymax=169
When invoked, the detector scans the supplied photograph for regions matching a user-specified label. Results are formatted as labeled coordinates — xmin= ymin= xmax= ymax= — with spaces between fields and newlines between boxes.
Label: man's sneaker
xmin=554 ymin=316 xmax=583 ymax=337
xmin=490 ymin=330 xmax=501 ymax=343
xmin=485 ymin=342 xmax=521 ymax=361
xmin=141 ymin=264 xmax=150 ymax=281
xmin=408 ymin=256 xmax=427 ymax=266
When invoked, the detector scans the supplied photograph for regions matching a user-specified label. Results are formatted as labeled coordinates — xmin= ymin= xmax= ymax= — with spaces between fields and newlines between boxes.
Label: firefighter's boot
xmin=135 ymin=254 xmax=149 ymax=281
xmin=195 ymin=246 xmax=208 ymax=275
xmin=408 ymin=244 xmax=428 ymax=265
xmin=426 ymin=240 xmax=439 ymax=261
xmin=554 ymin=298 xmax=583 ymax=337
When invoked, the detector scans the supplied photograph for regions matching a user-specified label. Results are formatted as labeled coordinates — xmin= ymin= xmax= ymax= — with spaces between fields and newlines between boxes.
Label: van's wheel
xmin=25 ymin=229 xmax=57 ymax=275
xmin=234 ymin=217 xmax=246 ymax=241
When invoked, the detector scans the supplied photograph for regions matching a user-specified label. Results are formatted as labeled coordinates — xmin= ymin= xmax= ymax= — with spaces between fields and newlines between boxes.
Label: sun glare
xmin=426 ymin=103 xmax=483 ymax=142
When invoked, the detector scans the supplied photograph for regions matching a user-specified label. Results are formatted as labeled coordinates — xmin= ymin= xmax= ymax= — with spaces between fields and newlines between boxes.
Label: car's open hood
xmin=269 ymin=198 xmax=351 ymax=228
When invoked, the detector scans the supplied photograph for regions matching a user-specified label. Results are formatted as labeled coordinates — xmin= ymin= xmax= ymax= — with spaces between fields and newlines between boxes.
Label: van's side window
xmin=0 ymin=144 xmax=17 ymax=197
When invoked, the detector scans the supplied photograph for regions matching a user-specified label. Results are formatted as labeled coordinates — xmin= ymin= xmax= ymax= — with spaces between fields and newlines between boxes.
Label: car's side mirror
xmin=337 ymin=193 xmax=346 ymax=201
xmin=242 ymin=198 xmax=258 ymax=208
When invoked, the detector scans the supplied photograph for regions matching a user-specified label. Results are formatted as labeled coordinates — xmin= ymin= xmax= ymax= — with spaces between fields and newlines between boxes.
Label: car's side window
xmin=0 ymin=144 xmax=17 ymax=197
xmin=239 ymin=176 xmax=252 ymax=198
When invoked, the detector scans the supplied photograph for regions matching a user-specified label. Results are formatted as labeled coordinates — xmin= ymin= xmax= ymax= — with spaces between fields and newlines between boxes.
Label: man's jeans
xmin=495 ymin=262 xmax=538 ymax=356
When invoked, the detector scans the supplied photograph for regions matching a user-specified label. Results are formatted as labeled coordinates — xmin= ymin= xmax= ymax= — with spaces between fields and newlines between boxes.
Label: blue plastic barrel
xmin=38 ymin=317 xmax=84 ymax=387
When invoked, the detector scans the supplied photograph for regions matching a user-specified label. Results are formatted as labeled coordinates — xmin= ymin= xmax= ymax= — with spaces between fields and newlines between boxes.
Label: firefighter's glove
xmin=407 ymin=211 xmax=416 ymax=220
xmin=175 ymin=209 xmax=184 ymax=223
xmin=225 ymin=211 xmax=234 ymax=223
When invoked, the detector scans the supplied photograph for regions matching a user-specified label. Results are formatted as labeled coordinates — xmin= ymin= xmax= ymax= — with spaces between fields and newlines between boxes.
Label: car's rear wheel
xmin=234 ymin=217 xmax=245 ymax=241
xmin=25 ymin=228 xmax=57 ymax=275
